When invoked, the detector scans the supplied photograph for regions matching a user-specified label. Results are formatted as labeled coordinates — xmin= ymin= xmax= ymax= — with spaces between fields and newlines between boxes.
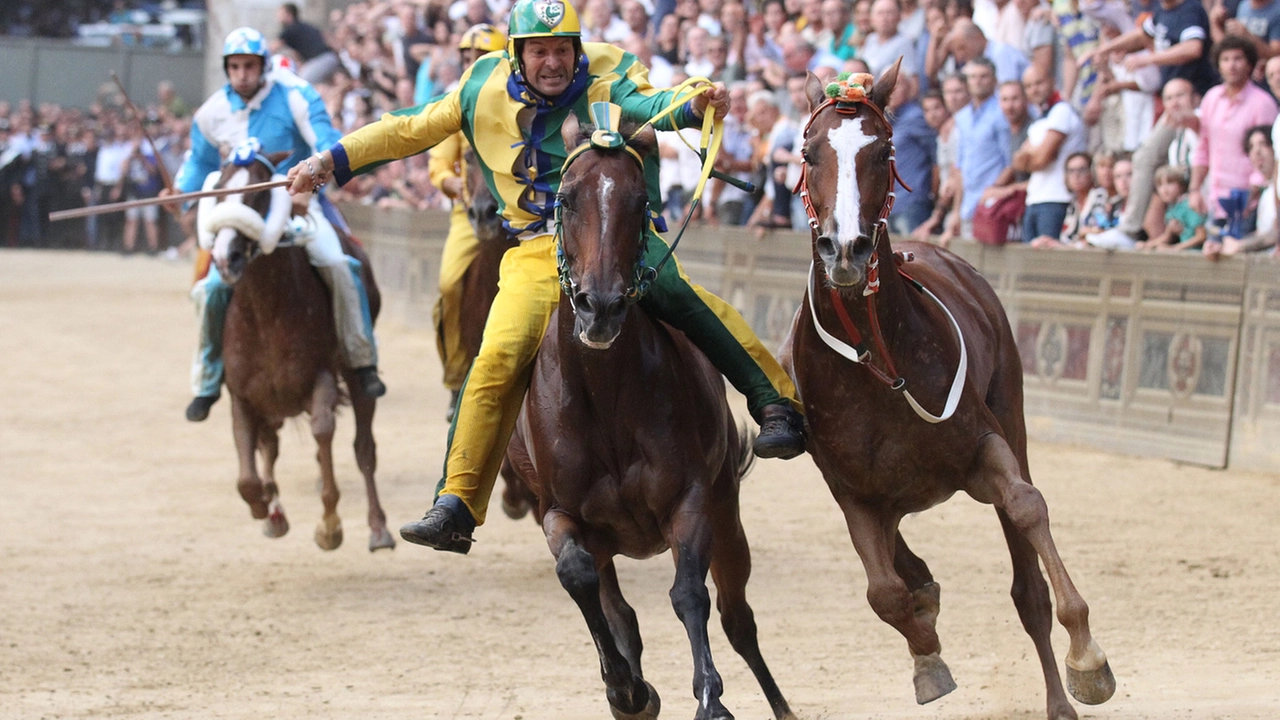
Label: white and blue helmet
xmin=222 ymin=27 xmax=270 ymax=71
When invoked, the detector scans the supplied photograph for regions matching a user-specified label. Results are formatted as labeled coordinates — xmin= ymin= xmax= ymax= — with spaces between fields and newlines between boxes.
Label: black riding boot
xmin=400 ymin=496 xmax=475 ymax=554
xmin=185 ymin=394 xmax=220 ymax=422
xmin=752 ymin=403 xmax=806 ymax=459
xmin=354 ymin=366 xmax=387 ymax=398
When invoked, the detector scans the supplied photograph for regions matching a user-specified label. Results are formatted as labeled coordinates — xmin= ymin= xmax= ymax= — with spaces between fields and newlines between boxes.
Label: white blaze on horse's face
xmin=828 ymin=116 xmax=878 ymax=248
xmin=211 ymin=167 xmax=252 ymax=264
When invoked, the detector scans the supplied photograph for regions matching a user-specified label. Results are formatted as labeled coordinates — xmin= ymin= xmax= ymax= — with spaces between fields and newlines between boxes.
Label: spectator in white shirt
xmin=1012 ymin=64 xmax=1087 ymax=243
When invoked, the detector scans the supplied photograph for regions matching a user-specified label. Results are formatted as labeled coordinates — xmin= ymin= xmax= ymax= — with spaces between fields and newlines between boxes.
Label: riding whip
xmin=48 ymin=179 xmax=293 ymax=222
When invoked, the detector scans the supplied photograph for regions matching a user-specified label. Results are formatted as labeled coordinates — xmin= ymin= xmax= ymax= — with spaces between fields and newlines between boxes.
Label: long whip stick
xmin=49 ymin=179 xmax=292 ymax=222
xmin=111 ymin=71 xmax=176 ymax=194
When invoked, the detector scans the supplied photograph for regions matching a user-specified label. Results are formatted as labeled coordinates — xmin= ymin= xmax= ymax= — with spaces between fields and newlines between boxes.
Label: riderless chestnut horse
xmin=201 ymin=148 xmax=395 ymax=552
xmin=501 ymin=109 xmax=794 ymax=720
xmin=785 ymin=63 xmax=1115 ymax=720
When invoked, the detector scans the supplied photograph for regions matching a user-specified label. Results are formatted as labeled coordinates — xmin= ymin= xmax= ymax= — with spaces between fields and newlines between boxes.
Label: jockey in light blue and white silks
xmin=179 ymin=28 xmax=378 ymax=411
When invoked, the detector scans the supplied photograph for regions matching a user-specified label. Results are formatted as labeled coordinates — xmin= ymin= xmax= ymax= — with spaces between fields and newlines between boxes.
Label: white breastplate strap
xmin=806 ymin=262 xmax=968 ymax=424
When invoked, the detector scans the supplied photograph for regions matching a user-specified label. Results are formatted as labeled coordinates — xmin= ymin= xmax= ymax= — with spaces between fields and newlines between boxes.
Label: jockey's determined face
xmin=521 ymin=37 xmax=576 ymax=97
xmin=226 ymin=55 xmax=265 ymax=101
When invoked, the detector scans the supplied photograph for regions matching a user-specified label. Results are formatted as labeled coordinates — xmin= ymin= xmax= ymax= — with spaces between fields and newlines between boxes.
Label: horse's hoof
xmin=501 ymin=495 xmax=531 ymax=520
xmin=912 ymin=652 xmax=956 ymax=704
xmin=264 ymin=501 xmax=289 ymax=538
xmin=314 ymin=516 xmax=343 ymax=551
xmin=238 ymin=479 xmax=268 ymax=519
xmin=1066 ymin=658 xmax=1115 ymax=705
xmin=368 ymin=527 xmax=396 ymax=552
xmin=609 ymin=680 xmax=660 ymax=720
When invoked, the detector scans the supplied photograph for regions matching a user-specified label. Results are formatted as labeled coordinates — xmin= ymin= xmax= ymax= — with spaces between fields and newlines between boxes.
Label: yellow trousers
xmin=432 ymin=204 xmax=482 ymax=390
xmin=438 ymin=233 xmax=799 ymax=525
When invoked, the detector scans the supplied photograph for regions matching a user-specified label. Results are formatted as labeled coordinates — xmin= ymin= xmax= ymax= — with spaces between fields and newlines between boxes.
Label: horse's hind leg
xmin=344 ymin=369 xmax=394 ymax=551
xmin=311 ymin=370 xmax=342 ymax=551
xmin=968 ymin=435 xmax=1115 ymax=713
xmin=841 ymin=502 xmax=954 ymax=704
xmin=997 ymin=508 xmax=1078 ymax=720
xmin=544 ymin=511 xmax=658 ymax=720
xmin=667 ymin=498 xmax=734 ymax=720
xmin=708 ymin=484 xmax=794 ymax=720
xmin=598 ymin=560 xmax=645 ymax=678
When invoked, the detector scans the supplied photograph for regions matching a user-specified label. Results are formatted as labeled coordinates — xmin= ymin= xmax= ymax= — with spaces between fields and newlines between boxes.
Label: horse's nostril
xmin=574 ymin=292 xmax=594 ymax=313
xmin=816 ymin=235 xmax=837 ymax=259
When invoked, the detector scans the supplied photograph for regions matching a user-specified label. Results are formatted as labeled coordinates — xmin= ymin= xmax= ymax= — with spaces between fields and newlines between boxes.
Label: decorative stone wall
xmin=342 ymin=203 xmax=1280 ymax=472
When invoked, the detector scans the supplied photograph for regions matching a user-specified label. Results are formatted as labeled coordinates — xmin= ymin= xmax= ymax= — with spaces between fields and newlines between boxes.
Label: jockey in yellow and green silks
xmin=430 ymin=23 xmax=509 ymax=418
xmin=288 ymin=0 xmax=806 ymax=555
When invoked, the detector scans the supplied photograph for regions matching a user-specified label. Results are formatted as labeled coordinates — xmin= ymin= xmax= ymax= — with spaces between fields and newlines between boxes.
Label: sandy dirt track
xmin=2 ymin=250 xmax=1279 ymax=720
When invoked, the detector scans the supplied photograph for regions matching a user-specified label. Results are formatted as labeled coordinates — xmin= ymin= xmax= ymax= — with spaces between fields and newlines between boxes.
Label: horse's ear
xmin=562 ymin=112 xmax=583 ymax=153
xmin=630 ymin=124 xmax=657 ymax=155
xmin=268 ymin=150 xmax=290 ymax=167
xmin=804 ymin=71 xmax=827 ymax=113
xmin=871 ymin=57 xmax=902 ymax=112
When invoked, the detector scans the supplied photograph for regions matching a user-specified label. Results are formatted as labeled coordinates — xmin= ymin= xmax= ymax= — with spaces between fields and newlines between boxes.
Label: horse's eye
xmin=801 ymin=149 xmax=813 ymax=164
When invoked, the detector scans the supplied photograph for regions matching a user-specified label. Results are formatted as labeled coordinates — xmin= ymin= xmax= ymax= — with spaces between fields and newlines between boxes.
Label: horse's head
xmin=197 ymin=141 xmax=293 ymax=284
xmin=798 ymin=62 xmax=904 ymax=293
xmin=463 ymin=148 xmax=509 ymax=245
xmin=556 ymin=106 xmax=657 ymax=349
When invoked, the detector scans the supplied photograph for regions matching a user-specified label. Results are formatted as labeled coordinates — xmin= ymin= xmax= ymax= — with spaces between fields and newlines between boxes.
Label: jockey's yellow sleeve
xmin=428 ymin=130 xmax=464 ymax=191
xmin=329 ymin=43 xmax=704 ymax=237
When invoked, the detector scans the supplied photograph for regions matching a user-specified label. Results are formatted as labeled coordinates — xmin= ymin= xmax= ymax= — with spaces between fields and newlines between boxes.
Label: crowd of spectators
xmin=2 ymin=1 xmax=206 ymax=49
xmin=7 ymin=0 xmax=1280 ymax=260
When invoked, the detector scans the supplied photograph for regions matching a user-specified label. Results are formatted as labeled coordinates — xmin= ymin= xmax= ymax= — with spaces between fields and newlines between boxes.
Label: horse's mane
xmin=571 ymin=118 xmax=656 ymax=158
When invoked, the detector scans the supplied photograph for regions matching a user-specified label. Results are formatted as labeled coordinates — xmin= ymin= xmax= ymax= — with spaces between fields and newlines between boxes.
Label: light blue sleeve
xmin=174 ymin=120 xmax=221 ymax=194
xmin=295 ymin=81 xmax=341 ymax=151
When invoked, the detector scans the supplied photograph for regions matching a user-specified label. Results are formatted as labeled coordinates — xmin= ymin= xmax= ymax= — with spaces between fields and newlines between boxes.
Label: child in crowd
xmin=1139 ymin=165 xmax=1207 ymax=252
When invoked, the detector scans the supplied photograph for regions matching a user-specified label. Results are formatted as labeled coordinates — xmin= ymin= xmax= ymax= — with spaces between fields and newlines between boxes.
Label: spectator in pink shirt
xmin=1189 ymin=35 xmax=1278 ymax=219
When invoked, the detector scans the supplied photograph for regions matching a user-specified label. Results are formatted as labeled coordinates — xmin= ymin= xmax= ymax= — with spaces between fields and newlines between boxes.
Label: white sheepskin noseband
xmin=198 ymin=173 xmax=292 ymax=255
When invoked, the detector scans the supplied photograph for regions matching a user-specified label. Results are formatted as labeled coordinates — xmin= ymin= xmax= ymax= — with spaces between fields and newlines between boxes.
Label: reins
xmin=797 ymin=75 xmax=967 ymax=423
xmin=555 ymin=92 xmax=752 ymax=305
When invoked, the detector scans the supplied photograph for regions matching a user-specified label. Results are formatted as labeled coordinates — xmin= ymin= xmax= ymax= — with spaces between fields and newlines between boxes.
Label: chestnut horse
xmin=501 ymin=114 xmax=794 ymax=720
xmin=784 ymin=64 xmax=1115 ymax=720
xmin=202 ymin=149 xmax=395 ymax=552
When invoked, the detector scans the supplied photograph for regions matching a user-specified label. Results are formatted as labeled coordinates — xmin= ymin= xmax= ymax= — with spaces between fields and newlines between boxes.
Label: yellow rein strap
xmin=629 ymin=76 xmax=723 ymax=204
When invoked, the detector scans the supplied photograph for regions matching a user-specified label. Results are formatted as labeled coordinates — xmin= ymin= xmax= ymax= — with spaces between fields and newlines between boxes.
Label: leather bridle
xmin=793 ymin=97 xmax=911 ymax=297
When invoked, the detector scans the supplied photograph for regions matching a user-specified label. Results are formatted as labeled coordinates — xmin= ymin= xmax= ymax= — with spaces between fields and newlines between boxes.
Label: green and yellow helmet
xmin=458 ymin=23 xmax=507 ymax=53
xmin=506 ymin=0 xmax=582 ymax=68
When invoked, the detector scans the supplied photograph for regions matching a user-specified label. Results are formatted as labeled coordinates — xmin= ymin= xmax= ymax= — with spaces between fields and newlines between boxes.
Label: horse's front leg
xmin=544 ymin=510 xmax=658 ymax=720
xmin=841 ymin=501 xmax=954 ymax=704
xmin=230 ymin=396 xmax=279 ymax=528
xmin=256 ymin=423 xmax=285 ymax=539
xmin=344 ymin=367 xmax=394 ymax=551
xmin=311 ymin=370 xmax=342 ymax=550
xmin=667 ymin=493 xmax=733 ymax=720
xmin=967 ymin=434 xmax=1115 ymax=717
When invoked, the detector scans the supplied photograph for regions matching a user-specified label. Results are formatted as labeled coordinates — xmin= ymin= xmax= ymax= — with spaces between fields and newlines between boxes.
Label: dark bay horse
xmin=202 ymin=149 xmax=395 ymax=552
xmin=784 ymin=65 xmax=1115 ymax=720
xmin=500 ymin=113 xmax=794 ymax=720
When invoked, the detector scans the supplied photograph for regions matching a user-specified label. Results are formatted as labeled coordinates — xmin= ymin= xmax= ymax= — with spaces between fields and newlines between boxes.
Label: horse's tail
xmin=734 ymin=419 xmax=757 ymax=483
